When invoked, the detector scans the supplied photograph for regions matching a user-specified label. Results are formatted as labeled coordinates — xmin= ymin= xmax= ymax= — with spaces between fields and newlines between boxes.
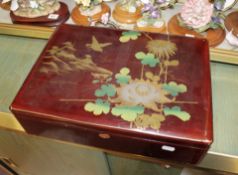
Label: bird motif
xmin=86 ymin=36 xmax=112 ymax=52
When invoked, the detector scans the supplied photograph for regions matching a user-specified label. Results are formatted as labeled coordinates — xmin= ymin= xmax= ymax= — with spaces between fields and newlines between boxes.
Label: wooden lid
xmin=11 ymin=24 xmax=212 ymax=148
xmin=224 ymin=11 xmax=238 ymax=35
xmin=71 ymin=3 xmax=110 ymax=26
xmin=10 ymin=2 xmax=70 ymax=27
xmin=168 ymin=14 xmax=225 ymax=47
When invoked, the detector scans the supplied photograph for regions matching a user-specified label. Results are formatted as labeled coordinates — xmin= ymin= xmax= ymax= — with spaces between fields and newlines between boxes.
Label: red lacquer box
xmin=11 ymin=24 xmax=213 ymax=164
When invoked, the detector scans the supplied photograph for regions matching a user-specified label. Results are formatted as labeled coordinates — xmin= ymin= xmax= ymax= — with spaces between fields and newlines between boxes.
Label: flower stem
xmin=141 ymin=64 xmax=144 ymax=79
xmin=158 ymin=61 xmax=164 ymax=78
xmin=165 ymin=100 xmax=198 ymax=104
xmin=164 ymin=64 xmax=168 ymax=83
xmin=143 ymin=33 xmax=153 ymax=40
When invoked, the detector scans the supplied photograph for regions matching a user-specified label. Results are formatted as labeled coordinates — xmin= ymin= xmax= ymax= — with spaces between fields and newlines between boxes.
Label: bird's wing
xmin=92 ymin=36 xmax=99 ymax=45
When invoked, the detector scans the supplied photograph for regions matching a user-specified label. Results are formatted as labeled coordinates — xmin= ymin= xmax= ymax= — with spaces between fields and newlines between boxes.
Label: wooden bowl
xmin=112 ymin=4 xmax=142 ymax=24
xmin=71 ymin=3 xmax=110 ymax=26
xmin=168 ymin=14 xmax=225 ymax=47
xmin=224 ymin=11 xmax=238 ymax=36
xmin=10 ymin=2 xmax=70 ymax=27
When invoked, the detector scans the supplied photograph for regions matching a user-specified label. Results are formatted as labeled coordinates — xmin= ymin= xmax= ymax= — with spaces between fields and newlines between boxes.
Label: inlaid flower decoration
xmin=178 ymin=0 xmax=225 ymax=33
xmin=50 ymin=31 xmax=196 ymax=131
xmin=83 ymin=31 xmax=194 ymax=130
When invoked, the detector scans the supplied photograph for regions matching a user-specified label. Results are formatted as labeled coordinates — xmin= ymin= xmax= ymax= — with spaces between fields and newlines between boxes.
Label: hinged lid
xmin=11 ymin=24 xmax=213 ymax=148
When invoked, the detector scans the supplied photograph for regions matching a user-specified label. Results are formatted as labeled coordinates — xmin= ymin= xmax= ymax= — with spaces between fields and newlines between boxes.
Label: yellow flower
xmin=146 ymin=40 xmax=177 ymax=59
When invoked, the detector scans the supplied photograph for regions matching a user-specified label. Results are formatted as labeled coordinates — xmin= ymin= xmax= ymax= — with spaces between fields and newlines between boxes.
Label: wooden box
xmin=10 ymin=24 xmax=213 ymax=164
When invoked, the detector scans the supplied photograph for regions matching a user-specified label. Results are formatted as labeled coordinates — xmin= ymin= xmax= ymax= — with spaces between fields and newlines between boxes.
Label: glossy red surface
xmin=11 ymin=24 xmax=213 ymax=163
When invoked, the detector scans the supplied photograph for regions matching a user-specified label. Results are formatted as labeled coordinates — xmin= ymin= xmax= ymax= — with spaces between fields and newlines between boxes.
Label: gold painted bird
xmin=86 ymin=36 xmax=112 ymax=52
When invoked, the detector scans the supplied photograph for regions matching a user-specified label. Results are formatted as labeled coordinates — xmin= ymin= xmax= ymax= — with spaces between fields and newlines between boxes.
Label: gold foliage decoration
xmin=39 ymin=42 xmax=112 ymax=80
xmin=134 ymin=113 xmax=166 ymax=130
xmin=146 ymin=40 xmax=177 ymax=59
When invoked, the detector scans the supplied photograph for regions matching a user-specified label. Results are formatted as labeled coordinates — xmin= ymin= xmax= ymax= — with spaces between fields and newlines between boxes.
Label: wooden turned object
xmin=224 ymin=11 xmax=238 ymax=36
xmin=0 ymin=1 xmax=11 ymax=10
xmin=112 ymin=4 xmax=142 ymax=24
xmin=168 ymin=14 xmax=225 ymax=47
xmin=71 ymin=3 xmax=110 ymax=26
xmin=10 ymin=2 xmax=70 ymax=27
xmin=134 ymin=23 xmax=167 ymax=33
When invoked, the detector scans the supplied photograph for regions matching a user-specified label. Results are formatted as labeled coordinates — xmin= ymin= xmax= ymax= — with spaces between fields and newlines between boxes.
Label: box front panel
xmin=14 ymin=112 xmax=207 ymax=164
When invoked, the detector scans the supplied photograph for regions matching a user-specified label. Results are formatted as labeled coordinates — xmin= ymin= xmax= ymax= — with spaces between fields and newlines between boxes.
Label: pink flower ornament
xmin=180 ymin=0 xmax=214 ymax=29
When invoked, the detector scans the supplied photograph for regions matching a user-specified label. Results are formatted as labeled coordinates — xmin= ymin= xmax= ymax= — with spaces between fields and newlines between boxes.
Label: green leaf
xmin=162 ymin=81 xmax=187 ymax=96
xmin=135 ymin=52 xmax=159 ymax=67
xmin=135 ymin=52 xmax=145 ymax=59
xmin=95 ymin=84 xmax=116 ymax=97
xmin=115 ymin=67 xmax=131 ymax=84
xmin=111 ymin=106 xmax=144 ymax=122
xmin=119 ymin=31 xmax=141 ymax=43
xmin=84 ymin=99 xmax=110 ymax=115
xmin=163 ymin=106 xmax=191 ymax=121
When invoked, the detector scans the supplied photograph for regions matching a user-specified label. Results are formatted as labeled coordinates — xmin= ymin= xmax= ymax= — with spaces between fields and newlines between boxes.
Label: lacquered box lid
xmin=11 ymin=24 xmax=213 ymax=148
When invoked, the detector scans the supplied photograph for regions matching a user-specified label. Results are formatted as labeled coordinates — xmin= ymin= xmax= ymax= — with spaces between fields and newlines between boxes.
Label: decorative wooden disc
xmin=71 ymin=3 xmax=110 ymax=26
xmin=112 ymin=4 xmax=142 ymax=24
xmin=10 ymin=2 xmax=70 ymax=27
xmin=168 ymin=14 xmax=225 ymax=47
xmin=224 ymin=11 xmax=238 ymax=36
xmin=0 ymin=1 xmax=11 ymax=11
xmin=134 ymin=21 xmax=166 ymax=33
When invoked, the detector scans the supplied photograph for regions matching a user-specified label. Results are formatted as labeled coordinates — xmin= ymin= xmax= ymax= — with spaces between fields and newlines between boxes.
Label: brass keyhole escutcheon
xmin=98 ymin=133 xmax=111 ymax=139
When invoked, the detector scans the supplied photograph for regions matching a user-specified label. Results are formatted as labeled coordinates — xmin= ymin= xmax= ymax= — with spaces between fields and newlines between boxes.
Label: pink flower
xmin=180 ymin=0 xmax=213 ymax=29
xmin=101 ymin=13 xmax=109 ymax=24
